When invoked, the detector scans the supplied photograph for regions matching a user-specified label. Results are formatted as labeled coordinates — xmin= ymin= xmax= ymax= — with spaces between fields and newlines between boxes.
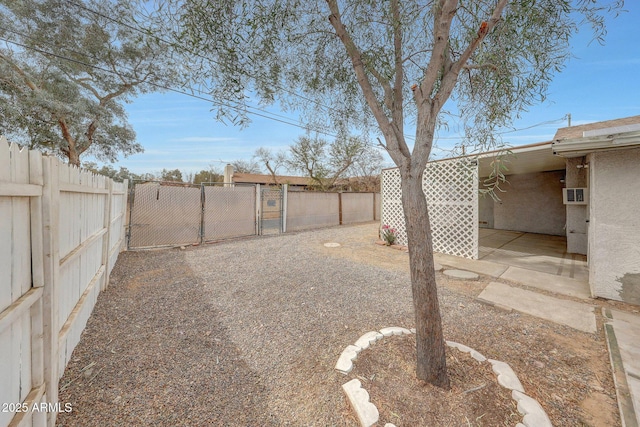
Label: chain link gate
xmin=127 ymin=181 xmax=259 ymax=249
xmin=128 ymin=182 xmax=202 ymax=249
xmin=203 ymin=183 xmax=257 ymax=242
xmin=260 ymin=187 xmax=283 ymax=235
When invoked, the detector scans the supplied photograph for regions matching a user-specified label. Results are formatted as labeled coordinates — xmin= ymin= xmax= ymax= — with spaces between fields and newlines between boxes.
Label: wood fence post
xmin=121 ymin=180 xmax=128 ymax=252
xmin=372 ymin=192 xmax=375 ymax=221
xmin=255 ymin=184 xmax=261 ymax=235
xmin=101 ymin=179 xmax=113 ymax=291
xmin=338 ymin=192 xmax=343 ymax=225
xmin=41 ymin=156 xmax=61 ymax=426
xmin=281 ymin=184 xmax=288 ymax=233
xmin=28 ymin=150 xmax=45 ymax=403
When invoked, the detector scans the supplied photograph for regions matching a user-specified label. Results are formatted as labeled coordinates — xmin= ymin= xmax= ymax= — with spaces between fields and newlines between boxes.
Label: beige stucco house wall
xmin=383 ymin=116 xmax=640 ymax=306
xmin=588 ymin=147 xmax=640 ymax=304
xmin=553 ymin=116 xmax=640 ymax=305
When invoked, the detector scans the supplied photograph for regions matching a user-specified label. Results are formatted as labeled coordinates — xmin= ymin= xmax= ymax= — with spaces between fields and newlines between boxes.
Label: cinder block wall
xmin=487 ymin=170 xmax=566 ymax=236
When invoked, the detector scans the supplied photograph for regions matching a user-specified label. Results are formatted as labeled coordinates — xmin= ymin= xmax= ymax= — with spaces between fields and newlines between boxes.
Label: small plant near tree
xmin=381 ymin=225 xmax=397 ymax=246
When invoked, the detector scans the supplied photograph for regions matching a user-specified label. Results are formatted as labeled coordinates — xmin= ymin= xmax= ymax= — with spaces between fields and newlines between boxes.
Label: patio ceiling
xmin=477 ymin=142 xmax=566 ymax=177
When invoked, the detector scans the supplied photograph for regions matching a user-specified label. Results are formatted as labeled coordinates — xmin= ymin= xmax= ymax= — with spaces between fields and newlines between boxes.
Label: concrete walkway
xmin=604 ymin=308 xmax=640 ymax=427
xmin=434 ymin=246 xmax=640 ymax=426
xmin=477 ymin=282 xmax=596 ymax=333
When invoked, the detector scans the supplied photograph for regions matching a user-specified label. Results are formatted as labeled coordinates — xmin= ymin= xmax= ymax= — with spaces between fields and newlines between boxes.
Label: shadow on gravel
xmin=57 ymin=250 xmax=277 ymax=426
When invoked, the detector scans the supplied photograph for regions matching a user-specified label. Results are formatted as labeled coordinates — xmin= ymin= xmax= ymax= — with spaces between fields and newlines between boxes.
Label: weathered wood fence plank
xmin=0 ymin=137 xmax=127 ymax=427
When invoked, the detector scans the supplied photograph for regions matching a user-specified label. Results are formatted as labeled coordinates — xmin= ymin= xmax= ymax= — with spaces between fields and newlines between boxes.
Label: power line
xmin=0 ymin=25 xmax=314 ymax=125
xmin=65 ymin=0 xmax=340 ymax=116
xmin=2 ymin=9 xmax=568 ymax=157
xmin=432 ymin=116 xmax=567 ymax=141
xmin=64 ymin=0 xmax=419 ymax=143
xmin=0 ymin=31 xmax=344 ymax=139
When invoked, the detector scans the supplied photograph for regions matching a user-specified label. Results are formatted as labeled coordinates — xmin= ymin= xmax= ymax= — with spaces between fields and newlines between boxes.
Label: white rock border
xmin=336 ymin=327 xmax=553 ymax=427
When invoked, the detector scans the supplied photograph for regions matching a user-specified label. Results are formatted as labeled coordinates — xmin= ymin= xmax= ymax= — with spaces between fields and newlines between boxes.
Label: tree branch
xmin=390 ymin=0 xmax=408 ymax=154
xmin=419 ymin=0 xmax=458 ymax=102
xmin=0 ymin=52 xmax=40 ymax=92
xmin=402 ymin=48 xmax=433 ymax=64
xmin=325 ymin=0 xmax=411 ymax=166
xmin=70 ymin=75 xmax=102 ymax=99
xmin=436 ymin=0 xmax=509 ymax=110
xmin=433 ymin=0 xmax=508 ymax=113
xmin=325 ymin=2 xmax=395 ymax=141
xmin=366 ymin=65 xmax=394 ymax=111
xmin=462 ymin=62 xmax=499 ymax=71
xmin=56 ymin=117 xmax=75 ymax=154
xmin=99 ymin=83 xmax=134 ymax=106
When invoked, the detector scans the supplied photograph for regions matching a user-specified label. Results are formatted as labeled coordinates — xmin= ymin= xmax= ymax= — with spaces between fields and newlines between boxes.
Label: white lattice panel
xmin=381 ymin=168 xmax=408 ymax=244
xmin=381 ymin=158 xmax=478 ymax=259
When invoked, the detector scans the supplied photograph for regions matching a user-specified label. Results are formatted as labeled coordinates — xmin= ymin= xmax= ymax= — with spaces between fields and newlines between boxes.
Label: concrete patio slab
xmin=477 ymin=282 xmax=596 ymax=333
xmin=500 ymin=266 xmax=592 ymax=300
xmin=434 ymin=253 xmax=509 ymax=277
xmin=478 ymin=229 xmax=589 ymax=282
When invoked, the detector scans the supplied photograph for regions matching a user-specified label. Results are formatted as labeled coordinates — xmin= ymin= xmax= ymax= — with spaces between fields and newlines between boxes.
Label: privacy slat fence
xmin=0 ymin=137 xmax=127 ymax=427
xmin=286 ymin=191 xmax=380 ymax=232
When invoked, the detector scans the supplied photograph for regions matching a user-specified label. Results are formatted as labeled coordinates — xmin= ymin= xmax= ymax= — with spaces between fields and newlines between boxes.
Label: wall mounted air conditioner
xmin=563 ymin=188 xmax=589 ymax=205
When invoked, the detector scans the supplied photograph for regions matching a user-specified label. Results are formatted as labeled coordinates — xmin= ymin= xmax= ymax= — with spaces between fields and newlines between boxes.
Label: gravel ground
xmin=56 ymin=222 xmax=619 ymax=426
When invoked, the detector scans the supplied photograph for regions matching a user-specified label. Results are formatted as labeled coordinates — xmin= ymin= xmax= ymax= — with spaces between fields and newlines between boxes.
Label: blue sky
xmin=99 ymin=3 xmax=640 ymax=176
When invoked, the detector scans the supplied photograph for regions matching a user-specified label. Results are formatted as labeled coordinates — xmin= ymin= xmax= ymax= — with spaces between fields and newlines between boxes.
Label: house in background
xmin=223 ymin=164 xmax=313 ymax=191
xmin=222 ymin=164 xmax=381 ymax=192
xmin=381 ymin=115 xmax=640 ymax=306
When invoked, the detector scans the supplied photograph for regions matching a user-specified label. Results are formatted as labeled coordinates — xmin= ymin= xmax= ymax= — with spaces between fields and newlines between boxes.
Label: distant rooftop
xmin=554 ymin=115 xmax=640 ymax=140
xmin=232 ymin=172 xmax=312 ymax=186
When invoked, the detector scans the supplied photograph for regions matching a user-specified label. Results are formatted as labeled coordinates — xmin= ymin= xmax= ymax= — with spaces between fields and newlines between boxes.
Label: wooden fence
xmin=0 ymin=137 xmax=127 ymax=427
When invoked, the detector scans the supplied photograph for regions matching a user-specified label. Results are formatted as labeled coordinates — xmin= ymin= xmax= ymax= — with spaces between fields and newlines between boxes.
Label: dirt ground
xmin=56 ymin=223 xmax=620 ymax=426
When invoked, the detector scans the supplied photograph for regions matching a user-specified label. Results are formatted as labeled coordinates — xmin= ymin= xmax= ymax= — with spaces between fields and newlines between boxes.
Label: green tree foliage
xmin=82 ymin=162 xmax=135 ymax=183
xmin=0 ymin=0 xmax=177 ymax=166
xmin=160 ymin=168 xmax=183 ymax=182
xmin=164 ymin=0 xmax=621 ymax=387
xmin=253 ymin=147 xmax=288 ymax=185
xmin=193 ymin=168 xmax=224 ymax=184
xmin=286 ymin=134 xmax=372 ymax=191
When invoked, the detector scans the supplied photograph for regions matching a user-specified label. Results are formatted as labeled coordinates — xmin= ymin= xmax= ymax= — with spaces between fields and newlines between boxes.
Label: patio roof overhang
xmin=552 ymin=127 xmax=640 ymax=158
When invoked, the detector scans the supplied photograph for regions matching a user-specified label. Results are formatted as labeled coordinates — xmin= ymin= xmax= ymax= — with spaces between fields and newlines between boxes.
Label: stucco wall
xmin=565 ymin=157 xmax=588 ymax=254
xmin=589 ymin=148 xmax=640 ymax=305
xmin=490 ymin=170 xmax=566 ymax=236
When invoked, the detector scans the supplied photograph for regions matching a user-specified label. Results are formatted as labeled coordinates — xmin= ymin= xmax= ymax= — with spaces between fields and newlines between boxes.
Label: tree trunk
xmin=68 ymin=148 xmax=81 ymax=167
xmin=400 ymin=166 xmax=450 ymax=389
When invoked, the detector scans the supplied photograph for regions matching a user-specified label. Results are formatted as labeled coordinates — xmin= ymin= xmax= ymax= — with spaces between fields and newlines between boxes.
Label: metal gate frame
xmin=202 ymin=182 xmax=258 ymax=243
xmin=259 ymin=185 xmax=285 ymax=235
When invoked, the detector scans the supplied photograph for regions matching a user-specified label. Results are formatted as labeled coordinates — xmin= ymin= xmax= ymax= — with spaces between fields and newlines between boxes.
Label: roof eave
xmin=552 ymin=130 xmax=640 ymax=158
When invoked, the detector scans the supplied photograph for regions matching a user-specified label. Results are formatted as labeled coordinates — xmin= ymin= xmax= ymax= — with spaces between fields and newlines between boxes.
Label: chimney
xmin=223 ymin=164 xmax=234 ymax=187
